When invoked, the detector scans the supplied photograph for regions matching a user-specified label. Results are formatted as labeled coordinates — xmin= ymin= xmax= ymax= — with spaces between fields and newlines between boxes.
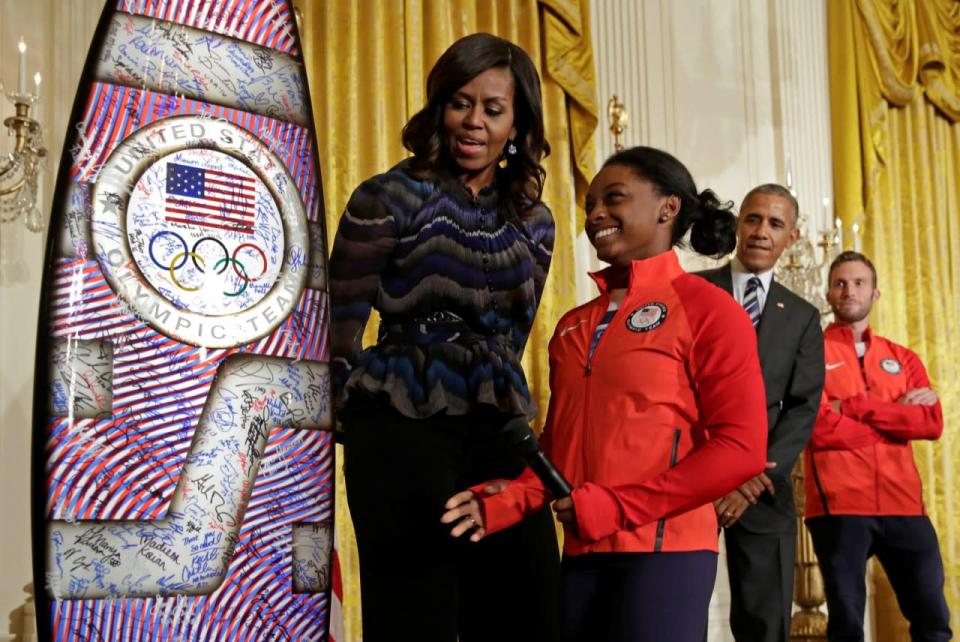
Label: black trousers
xmin=724 ymin=524 xmax=796 ymax=642
xmin=561 ymin=551 xmax=717 ymax=642
xmin=806 ymin=515 xmax=951 ymax=642
xmin=343 ymin=399 xmax=561 ymax=642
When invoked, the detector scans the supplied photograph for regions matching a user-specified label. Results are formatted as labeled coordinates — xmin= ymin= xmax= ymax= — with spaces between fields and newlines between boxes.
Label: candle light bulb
xmin=34 ymin=72 xmax=41 ymax=99
xmin=18 ymin=37 xmax=28 ymax=95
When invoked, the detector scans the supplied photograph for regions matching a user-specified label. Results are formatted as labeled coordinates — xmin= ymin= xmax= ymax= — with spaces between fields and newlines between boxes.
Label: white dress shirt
xmin=730 ymin=257 xmax=774 ymax=315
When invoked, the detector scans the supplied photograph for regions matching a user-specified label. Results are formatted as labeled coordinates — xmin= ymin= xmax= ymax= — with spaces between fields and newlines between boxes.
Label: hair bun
xmin=689 ymin=189 xmax=736 ymax=258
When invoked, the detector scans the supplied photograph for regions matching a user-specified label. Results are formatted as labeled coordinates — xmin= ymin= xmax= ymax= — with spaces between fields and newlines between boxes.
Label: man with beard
xmin=697 ymin=184 xmax=823 ymax=642
xmin=804 ymin=252 xmax=951 ymax=641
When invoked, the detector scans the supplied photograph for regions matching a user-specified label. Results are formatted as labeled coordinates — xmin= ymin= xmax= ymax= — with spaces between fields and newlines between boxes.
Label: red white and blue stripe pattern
xmin=48 ymin=257 xmax=329 ymax=520
xmin=51 ymin=428 xmax=333 ymax=642
xmin=48 ymin=263 xmax=332 ymax=640
xmin=116 ymin=0 xmax=298 ymax=55
xmin=43 ymin=0 xmax=335 ymax=638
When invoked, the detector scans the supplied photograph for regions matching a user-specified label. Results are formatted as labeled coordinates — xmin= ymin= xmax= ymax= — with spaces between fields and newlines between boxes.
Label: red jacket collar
xmin=588 ymin=250 xmax=685 ymax=294
xmin=825 ymin=322 xmax=874 ymax=344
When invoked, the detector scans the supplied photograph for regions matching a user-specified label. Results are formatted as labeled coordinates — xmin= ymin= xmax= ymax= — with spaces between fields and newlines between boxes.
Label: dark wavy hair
xmin=602 ymin=146 xmax=737 ymax=258
xmin=401 ymin=33 xmax=550 ymax=220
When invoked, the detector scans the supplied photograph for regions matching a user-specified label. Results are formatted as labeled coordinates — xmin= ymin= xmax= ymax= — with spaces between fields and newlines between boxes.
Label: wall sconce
xmin=1 ymin=37 xmax=47 ymax=233
xmin=607 ymin=95 xmax=628 ymax=152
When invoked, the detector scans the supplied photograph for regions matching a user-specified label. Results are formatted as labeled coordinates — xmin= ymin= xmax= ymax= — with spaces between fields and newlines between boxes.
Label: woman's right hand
xmin=441 ymin=490 xmax=486 ymax=542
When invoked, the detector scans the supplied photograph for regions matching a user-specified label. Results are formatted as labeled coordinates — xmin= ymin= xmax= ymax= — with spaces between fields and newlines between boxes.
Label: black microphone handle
xmin=525 ymin=450 xmax=573 ymax=499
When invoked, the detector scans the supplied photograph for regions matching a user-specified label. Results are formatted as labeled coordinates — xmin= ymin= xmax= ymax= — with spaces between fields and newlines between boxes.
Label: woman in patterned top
xmin=328 ymin=33 xmax=559 ymax=642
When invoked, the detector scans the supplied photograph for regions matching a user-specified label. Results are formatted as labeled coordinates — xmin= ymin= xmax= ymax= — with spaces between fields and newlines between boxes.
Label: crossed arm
xmin=811 ymin=347 xmax=942 ymax=452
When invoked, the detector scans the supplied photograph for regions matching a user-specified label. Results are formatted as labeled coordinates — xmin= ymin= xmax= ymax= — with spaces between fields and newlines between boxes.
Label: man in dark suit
xmin=697 ymin=184 xmax=824 ymax=642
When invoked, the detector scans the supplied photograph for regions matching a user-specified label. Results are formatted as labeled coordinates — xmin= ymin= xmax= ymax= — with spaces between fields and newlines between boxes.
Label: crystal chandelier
xmin=1 ymin=38 xmax=47 ymax=233
xmin=774 ymin=204 xmax=840 ymax=317
xmin=773 ymin=161 xmax=846 ymax=317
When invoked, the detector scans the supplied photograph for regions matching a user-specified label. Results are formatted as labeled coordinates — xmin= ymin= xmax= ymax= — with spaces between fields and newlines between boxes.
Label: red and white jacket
xmin=804 ymin=324 xmax=943 ymax=518
xmin=478 ymin=250 xmax=768 ymax=555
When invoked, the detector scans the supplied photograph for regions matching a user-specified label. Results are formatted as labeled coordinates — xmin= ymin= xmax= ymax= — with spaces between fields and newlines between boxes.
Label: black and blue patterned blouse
xmin=329 ymin=159 xmax=555 ymax=419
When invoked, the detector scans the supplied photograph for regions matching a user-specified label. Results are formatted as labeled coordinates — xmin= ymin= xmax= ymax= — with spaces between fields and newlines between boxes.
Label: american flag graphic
xmin=165 ymin=163 xmax=255 ymax=234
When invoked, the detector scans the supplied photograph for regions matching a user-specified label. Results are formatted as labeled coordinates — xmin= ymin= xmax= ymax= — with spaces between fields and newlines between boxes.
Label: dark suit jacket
xmin=696 ymin=264 xmax=824 ymax=533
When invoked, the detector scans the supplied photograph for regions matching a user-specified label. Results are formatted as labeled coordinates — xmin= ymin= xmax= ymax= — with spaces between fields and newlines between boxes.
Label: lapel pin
xmin=777 ymin=302 xmax=785 ymax=309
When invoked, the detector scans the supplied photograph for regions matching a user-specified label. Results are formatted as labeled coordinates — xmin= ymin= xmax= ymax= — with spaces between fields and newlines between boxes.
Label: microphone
xmin=502 ymin=417 xmax=572 ymax=499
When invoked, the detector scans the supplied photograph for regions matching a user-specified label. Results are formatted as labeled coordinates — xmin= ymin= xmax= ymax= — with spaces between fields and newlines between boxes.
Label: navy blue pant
xmin=561 ymin=551 xmax=717 ymax=642
xmin=806 ymin=516 xmax=951 ymax=641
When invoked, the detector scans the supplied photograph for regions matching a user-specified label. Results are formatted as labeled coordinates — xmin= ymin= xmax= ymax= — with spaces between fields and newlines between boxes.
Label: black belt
xmin=379 ymin=315 xmax=508 ymax=345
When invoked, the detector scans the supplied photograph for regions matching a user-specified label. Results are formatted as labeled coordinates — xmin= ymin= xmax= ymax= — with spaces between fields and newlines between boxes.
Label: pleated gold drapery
xmin=828 ymin=1 xmax=960 ymax=638
xmin=296 ymin=3 xmax=597 ymax=639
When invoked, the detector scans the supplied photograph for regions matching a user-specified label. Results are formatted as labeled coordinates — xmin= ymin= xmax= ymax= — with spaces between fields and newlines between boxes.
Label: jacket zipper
xmin=584 ymin=300 xmax=614 ymax=376
xmin=654 ymin=428 xmax=682 ymax=551
xmin=857 ymin=347 xmax=881 ymax=514
xmin=582 ymin=297 xmax=619 ymax=480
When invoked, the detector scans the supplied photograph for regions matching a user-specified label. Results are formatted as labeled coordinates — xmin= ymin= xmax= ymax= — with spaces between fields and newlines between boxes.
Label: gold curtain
xmin=828 ymin=1 xmax=960 ymax=638
xmin=296 ymin=3 xmax=597 ymax=639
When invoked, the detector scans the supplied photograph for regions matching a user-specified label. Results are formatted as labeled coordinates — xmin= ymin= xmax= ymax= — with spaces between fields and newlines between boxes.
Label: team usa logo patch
xmin=91 ymin=115 xmax=310 ymax=348
xmin=134 ymin=154 xmax=283 ymax=317
xmin=880 ymin=358 xmax=902 ymax=374
xmin=626 ymin=302 xmax=667 ymax=333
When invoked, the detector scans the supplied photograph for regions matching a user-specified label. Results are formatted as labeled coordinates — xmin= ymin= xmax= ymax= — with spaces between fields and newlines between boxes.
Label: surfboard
xmin=31 ymin=2 xmax=334 ymax=640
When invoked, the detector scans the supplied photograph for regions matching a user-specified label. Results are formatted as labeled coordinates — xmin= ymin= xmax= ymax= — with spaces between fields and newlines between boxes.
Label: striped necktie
xmin=743 ymin=276 xmax=762 ymax=329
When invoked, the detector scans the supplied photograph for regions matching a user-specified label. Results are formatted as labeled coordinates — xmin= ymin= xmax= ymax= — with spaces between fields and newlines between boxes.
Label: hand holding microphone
xmin=499 ymin=417 xmax=580 ymax=535
xmin=499 ymin=417 xmax=572 ymax=499
xmin=441 ymin=418 xmax=576 ymax=541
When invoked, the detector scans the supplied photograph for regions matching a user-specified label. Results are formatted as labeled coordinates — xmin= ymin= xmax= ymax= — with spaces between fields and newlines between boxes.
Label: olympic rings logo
xmin=148 ymin=231 xmax=270 ymax=297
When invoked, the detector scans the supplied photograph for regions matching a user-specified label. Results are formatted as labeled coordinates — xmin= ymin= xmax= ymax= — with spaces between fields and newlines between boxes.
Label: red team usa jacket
xmin=804 ymin=324 xmax=944 ymax=518
xmin=478 ymin=251 xmax=768 ymax=555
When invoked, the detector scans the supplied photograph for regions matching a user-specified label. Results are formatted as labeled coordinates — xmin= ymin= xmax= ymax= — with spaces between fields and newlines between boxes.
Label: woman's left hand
xmin=441 ymin=491 xmax=487 ymax=542
xmin=552 ymin=496 xmax=579 ymax=538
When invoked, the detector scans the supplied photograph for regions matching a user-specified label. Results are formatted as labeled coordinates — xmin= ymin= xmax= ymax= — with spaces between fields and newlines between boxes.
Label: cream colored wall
xmin=1 ymin=1 xmax=101 ymax=639
xmin=584 ymin=0 xmax=835 ymax=298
